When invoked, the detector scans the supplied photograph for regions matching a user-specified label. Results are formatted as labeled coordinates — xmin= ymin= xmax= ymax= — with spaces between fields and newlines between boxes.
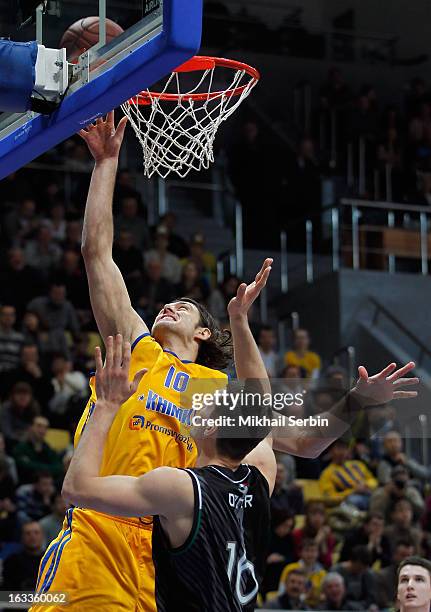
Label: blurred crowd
xmin=226 ymin=69 xmax=431 ymax=254
xmin=317 ymin=68 xmax=431 ymax=206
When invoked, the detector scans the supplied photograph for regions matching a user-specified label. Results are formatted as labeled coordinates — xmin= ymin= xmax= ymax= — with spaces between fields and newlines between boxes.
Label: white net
xmin=121 ymin=60 xmax=259 ymax=179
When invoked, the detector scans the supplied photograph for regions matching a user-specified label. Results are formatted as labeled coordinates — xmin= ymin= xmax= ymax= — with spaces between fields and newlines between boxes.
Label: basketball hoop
xmin=121 ymin=56 xmax=260 ymax=179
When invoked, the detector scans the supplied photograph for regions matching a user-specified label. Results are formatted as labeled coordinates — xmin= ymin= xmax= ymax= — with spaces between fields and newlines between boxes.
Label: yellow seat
xmin=295 ymin=514 xmax=305 ymax=529
xmin=296 ymin=479 xmax=326 ymax=503
xmin=265 ymin=591 xmax=279 ymax=603
xmin=45 ymin=428 xmax=71 ymax=453
xmin=87 ymin=332 xmax=102 ymax=353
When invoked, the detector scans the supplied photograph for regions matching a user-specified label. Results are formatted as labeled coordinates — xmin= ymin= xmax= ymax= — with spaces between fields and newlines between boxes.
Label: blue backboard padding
xmin=0 ymin=41 xmax=38 ymax=113
xmin=0 ymin=0 xmax=203 ymax=180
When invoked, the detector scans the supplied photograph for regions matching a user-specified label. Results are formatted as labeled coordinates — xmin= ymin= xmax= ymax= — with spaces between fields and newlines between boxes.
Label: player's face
xmin=152 ymin=301 xmax=207 ymax=343
xmin=398 ymin=565 xmax=431 ymax=610
xmin=325 ymin=578 xmax=344 ymax=602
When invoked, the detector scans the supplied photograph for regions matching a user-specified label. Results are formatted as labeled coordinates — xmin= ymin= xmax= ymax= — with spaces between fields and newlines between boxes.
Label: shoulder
xmin=319 ymin=464 xmax=332 ymax=476
xmin=130 ymin=334 xmax=164 ymax=365
xmin=145 ymin=467 xmax=195 ymax=518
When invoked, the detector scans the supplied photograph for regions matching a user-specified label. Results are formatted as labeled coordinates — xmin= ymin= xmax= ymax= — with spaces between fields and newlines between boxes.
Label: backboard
xmin=0 ymin=0 xmax=203 ymax=179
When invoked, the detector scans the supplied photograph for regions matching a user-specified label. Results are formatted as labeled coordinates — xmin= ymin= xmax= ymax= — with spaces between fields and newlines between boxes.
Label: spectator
xmin=284 ymin=328 xmax=321 ymax=378
xmin=377 ymin=431 xmax=430 ymax=485
xmin=339 ymin=512 xmax=391 ymax=567
xmin=64 ymin=139 xmax=93 ymax=172
xmin=0 ymin=382 xmax=40 ymax=449
xmin=370 ymin=465 xmax=425 ymax=520
xmin=257 ymin=326 xmax=280 ymax=378
xmin=208 ymin=276 xmax=241 ymax=322
xmin=228 ymin=120 xmax=271 ymax=249
xmin=284 ymin=138 xmax=322 ymax=248
xmin=405 ymin=78 xmax=428 ymax=119
xmin=186 ymin=233 xmax=216 ymax=287
xmin=383 ymin=498 xmax=423 ymax=554
xmin=332 ymin=545 xmax=379 ymax=609
xmin=323 ymin=365 xmax=349 ymax=392
xmin=2 ymin=521 xmax=45 ymax=591
xmin=349 ymin=89 xmax=379 ymax=144
xmin=16 ymin=472 xmax=55 ymax=524
xmin=293 ymin=501 xmax=336 ymax=569
xmin=6 ymin=344 xmax=54 ymax=405
xmin=357 ymin=404 xmax=399 ymax=462
xmin=39 ymin=180 xmax=63 ymax=211
xmin=414 ymin=173 xmax=431 ymax=206
xmin=0 ymin=248 xmax=45 ymax=319
xmin=319 ymin=440 xmax=377 ymax=510
xmin=0 ymin=432 xmax=18 ymax=484
xmin=27 ymin=283 xmax=80 ymax=339
xmin=71 ymin=332 xmax=95 ymax=375
xmin=319 ymin=67 xmax=351 ymax=111
xmin=61 ymin=220 xmax=82 ymax=253
xmin=266 ymin=568 xmax=310 ymax=610
xmin=39 ymin=493 xmax=67 ymax=547
xmin=135 ymin=258 xmax=176 ymax=326
xmin=113 ymin=230 xmax=144 ymax=300
xmin=377 ymin=127 xmax=404 ymax=201
xmin=263 ymin=507 xmax=296 ymax=595
xmin=0 ymin=305 xmax=25 ymax=374
xmin=145 ymin=226 xmax=182 ymax=284
xmin=0 ymin=457 xmax=18 ymax=542
xmin=52 ymin=250 xmax=89 ymax=311
xmin=48 ymin=354 xmax=88 ymax=428
xmin=175 ymin=260 xmax=210 ymax=303
xmin=13 ymin=416 xmax=62 ymax=484
xmin=24 ymin=223 xmax=62 ymax=276
xmin=158 ymin=212 xmax=190 ymax=258
xmin=3 ymin=197 xmax=39 ymax=246
xmin=317 ymin=572 xmax=364 ymax=611
xmin=43 ymin=202 xmax=67 ymax=243
xmin=113 ymin=170 xmax=141 ymax=209
xmin=376 ymin=539 xmax=416 ymax=609
xmin=21 ymin=311 xmax=69 ymax=358
xmin=115 ymin=195 xmax=149 ymax=250
xmin=278 ymin=365 xmax=307 ymax=407
xmin=272 ymin=461 xmax=304 ymax=516
xmin=280 ymin=539 xmax=327 ymax=607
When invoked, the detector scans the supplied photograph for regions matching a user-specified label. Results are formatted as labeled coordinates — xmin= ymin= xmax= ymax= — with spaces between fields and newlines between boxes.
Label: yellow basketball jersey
xmin=75 ymin=333 xmax=227 ymax=483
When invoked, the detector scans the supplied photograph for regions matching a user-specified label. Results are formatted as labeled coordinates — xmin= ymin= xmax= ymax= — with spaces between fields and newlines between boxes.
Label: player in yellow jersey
xmin=31 ymin=113 xmax=273 ymax=612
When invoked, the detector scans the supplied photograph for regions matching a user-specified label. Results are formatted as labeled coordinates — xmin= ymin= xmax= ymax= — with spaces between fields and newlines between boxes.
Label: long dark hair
xmin=178 ymin=297 xmax=233 ymax=370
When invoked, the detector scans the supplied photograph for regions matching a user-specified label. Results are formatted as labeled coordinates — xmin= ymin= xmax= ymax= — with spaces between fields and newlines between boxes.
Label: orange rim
xmin=128 ymin=56 xmax=260 ymax=106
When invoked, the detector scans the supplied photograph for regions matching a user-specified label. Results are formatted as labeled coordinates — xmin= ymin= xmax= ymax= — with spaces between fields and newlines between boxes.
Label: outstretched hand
xmin=79 ymin=111 xmax=128 ymax=163
xmin=95 ymin=335 xmax=147 ymax=411
xmin=227 ymin=258 xmax=273 ymax=320
xmin=352 ymin=361 xmax=419 ymax=406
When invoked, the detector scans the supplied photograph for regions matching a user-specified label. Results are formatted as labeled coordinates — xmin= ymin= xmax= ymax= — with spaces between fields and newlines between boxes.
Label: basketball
xmin=59 ymin=17 xmax=124 ymax=61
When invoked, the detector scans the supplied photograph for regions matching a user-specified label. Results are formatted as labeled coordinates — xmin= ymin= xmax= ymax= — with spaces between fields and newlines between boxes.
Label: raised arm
xmin=227 ymin=259 xmax=276 ymax=492
xmin=80 ymin=112 xmax=148 ymax=343
xmin=273 ymin=362 xmax=419 ymax=459
xmin=62 ymin=336 xmax=193 ymax=519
